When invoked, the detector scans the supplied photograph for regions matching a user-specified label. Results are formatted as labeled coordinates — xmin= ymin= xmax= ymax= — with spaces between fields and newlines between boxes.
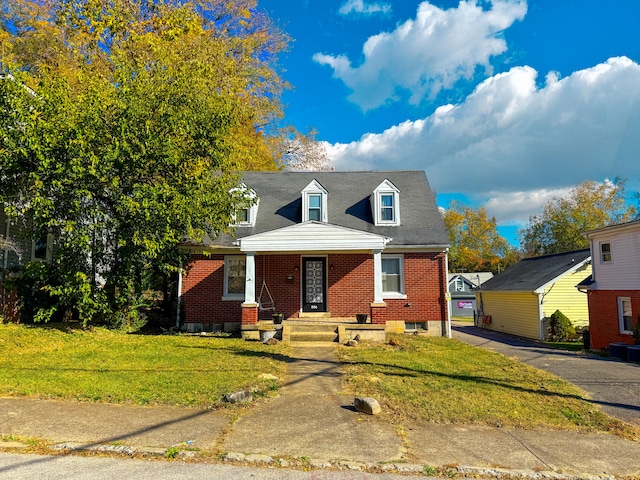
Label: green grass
xmin=338 ymin=335 xmax=635 ymax=437
xmin=0 ymin=324 xmax=290 ymax=407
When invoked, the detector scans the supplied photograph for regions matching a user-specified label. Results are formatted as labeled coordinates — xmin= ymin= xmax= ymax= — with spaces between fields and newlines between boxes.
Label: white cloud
xmin=326 ymin=57 xmax=640 ymax=223
xmin=338 ymin=0 xmax=391 ymax=16
xmin=314 ymin=0 xmax=527 ymax=111
xmin=483 ymin=188 xmax=572 ymax=224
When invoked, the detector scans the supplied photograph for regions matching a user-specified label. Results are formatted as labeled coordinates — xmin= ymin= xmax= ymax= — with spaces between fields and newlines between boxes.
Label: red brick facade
xmin=181 ymin=252 xmax=448 ymax=327
xmin=587 ymin=290 xmax=640 ymax=349
xmin=0 ymin=282 xmax=20 ymax=323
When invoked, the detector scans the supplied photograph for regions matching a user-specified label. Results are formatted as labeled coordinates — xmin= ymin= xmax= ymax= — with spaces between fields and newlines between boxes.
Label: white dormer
xmin=373 ymin=179 xmax=400 ymax=226
xmin=301 ymin=179 xmax=328 ymax=223
xmin=230 ymin=183 xmax=259 ymax=227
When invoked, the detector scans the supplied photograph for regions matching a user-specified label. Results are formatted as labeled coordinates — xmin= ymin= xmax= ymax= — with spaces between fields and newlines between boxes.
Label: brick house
xmin=582 ymin=220 xmax=640 ymax=349
xmin=179 ymin=171 xmax=451 ymax=339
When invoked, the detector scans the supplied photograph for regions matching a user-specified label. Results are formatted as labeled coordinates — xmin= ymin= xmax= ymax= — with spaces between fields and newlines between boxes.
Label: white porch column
xmin=244 ymin=252 xmax=256 ymax=304
xmin=373 ymin=249 xmax=384 ymax=304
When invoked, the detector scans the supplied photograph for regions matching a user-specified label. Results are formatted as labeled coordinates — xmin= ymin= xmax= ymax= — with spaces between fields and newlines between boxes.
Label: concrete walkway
xmin=2 ymin=345 xmax=640 ymax=478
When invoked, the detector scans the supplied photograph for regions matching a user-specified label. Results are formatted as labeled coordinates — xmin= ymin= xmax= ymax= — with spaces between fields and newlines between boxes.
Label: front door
xmin=302 ymin=257 xmax=327 ymax=312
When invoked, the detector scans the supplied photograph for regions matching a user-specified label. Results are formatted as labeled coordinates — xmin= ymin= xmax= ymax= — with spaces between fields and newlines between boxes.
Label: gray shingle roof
xmin=202 ymin=170 xmax=449 ymax=248
xmin=479 ymin=249 xmax=591 ymax=292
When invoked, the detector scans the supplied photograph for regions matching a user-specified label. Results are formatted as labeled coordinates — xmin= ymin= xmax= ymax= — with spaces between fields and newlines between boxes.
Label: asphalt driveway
xmin=452 ymin=321 xmax=640 ymax=425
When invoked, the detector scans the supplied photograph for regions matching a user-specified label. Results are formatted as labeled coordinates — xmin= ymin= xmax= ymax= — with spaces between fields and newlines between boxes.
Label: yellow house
xmin=475 ymin=249 xmax=591 ymax=341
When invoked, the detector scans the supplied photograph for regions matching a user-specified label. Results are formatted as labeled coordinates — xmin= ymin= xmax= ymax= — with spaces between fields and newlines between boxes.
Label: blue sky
xmin=259 ymin=0 xmax=640 ymax=245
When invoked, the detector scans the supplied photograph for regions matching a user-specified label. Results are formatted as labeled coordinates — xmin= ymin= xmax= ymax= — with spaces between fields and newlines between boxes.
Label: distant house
xmin=448 ymin=272 xmax=493 ymax=318
xmin=179 ymin=171 xmax=451 ymax=340
xmin=582 ymin=220 xmax=640 ymax=349
xmin=1 ymin=211 xmax=53 ymax=321
xmin=475 ymin=250 xmax=591 ymax=340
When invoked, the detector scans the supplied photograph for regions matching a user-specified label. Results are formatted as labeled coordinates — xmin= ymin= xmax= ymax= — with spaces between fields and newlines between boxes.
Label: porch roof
xmin=234 ymin=221 xmax=391 ymax=252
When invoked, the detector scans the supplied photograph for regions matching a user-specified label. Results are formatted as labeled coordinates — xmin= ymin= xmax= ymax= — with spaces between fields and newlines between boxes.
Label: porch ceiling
xmin=235 ymin=221 xmax=391 ymax=252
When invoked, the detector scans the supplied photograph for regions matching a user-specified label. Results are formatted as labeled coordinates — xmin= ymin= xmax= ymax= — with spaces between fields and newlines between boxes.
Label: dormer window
xmin=308 ymin=194 xmax=322 ymax=221
xmin=301 ymin=180 xmax=328 ymax=223
xmin=230 ymin=183 xmax=258 ymax=227
xmin=373 ymin=179 xmax=400 ymax=226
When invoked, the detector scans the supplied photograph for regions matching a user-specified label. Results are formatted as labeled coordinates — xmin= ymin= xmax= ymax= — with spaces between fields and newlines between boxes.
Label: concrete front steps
xmin=276 ymin=314 xmax=386 ymax=344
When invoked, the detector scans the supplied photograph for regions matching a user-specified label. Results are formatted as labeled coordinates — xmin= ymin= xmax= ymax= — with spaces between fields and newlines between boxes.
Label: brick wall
xmin=587 ymin=289 xmax=640 ymax=349
xmin=383 ymin=252 xmax=448 ymax=322
xmin=181 ymin=251 xmax=448 ymax=326
xmin=0 ymin=281 xmax=20 ymax=323
xmin=181 ymin=254 xmax=240 ymax=325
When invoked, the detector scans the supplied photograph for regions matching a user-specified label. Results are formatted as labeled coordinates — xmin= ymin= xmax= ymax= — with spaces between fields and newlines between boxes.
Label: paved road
xmin=452 ymin=322 xmax=640 ymax=425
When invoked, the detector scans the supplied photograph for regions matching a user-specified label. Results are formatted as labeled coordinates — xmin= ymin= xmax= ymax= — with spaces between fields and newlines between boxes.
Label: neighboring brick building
xmin=582 ymin=220 xmax=640 ymax=349
xmin=179 ymin=171 xmax=451 ymax=338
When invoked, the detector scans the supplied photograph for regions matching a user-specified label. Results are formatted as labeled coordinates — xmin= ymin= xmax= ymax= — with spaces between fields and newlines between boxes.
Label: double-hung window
xmin=381 ymin=254 xmax=405 ymax=298
xmin=224 ymin=256 xmax=246 ymax=299
xmin=618 ymin=297 xmax=633 ymax=334
xmin=380 ymin=194 xmax=395 ymax=222
xmin=600 ymin=242 xmax=612 ymax=263
xmin=308 ymin=194 xmax=322 ymax=221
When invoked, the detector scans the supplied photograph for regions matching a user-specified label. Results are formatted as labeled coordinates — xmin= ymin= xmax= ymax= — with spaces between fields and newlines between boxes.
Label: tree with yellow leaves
xmin=0 ymin=0 xmax=289 ymax=326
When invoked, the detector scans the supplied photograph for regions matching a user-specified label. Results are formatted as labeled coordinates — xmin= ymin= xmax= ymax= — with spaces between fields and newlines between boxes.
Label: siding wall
xmin=0 ymin=211 xmax=33 ymax=270
xmin=540 ymin=264 xmax=591 ymax=328
xmin=591 ymin=229 xmax=640 ymax=290
xmin=478 ymin=291 xmax=541 ymax=340
xmin=181 ymin=251 xmax=448 ymax=326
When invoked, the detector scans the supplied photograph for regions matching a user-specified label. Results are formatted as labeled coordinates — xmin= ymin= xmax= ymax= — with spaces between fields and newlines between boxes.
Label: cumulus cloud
xmin=314 ymin=0 xmax=527 ymax=111
xmin=338 ymin=0 xmax=391 ymax=16
xmin=326 ymin=57 xmax=640 ymax=223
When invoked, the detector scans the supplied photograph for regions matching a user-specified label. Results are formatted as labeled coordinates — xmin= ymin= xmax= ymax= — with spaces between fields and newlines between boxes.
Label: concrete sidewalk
xmin=2 ymin=345 xmax=640 ymax=478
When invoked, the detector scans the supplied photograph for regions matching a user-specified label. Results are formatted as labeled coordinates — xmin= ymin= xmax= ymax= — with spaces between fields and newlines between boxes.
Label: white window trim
xmin=230 ymin=184 xmax=259 ymax=227
xmin=222 ymin=255 xmax=246 ymax=300
xmin=381 ymin=254 xmax=406 ymax=299
xmin=618 ymin=296 xmax=633 ymax=334
xmin=600 ymin=241 xmax=612 ymax=263
xmin=31 ymin=234 xmax=52 ymax=262
xmin=373 ymin=179 xmax=400 ymax=226
xmin=301 ymin=179 xmax=328 ymax=223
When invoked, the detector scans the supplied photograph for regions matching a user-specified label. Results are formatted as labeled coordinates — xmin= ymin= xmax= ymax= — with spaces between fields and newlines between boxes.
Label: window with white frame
xmin=600 ymin=242 xmax=612 ymax=263
xmin=308 ymin=194 xmax=322 ymax=221
xmin=373 ymin=180 xmax=400 ymax=226
xmin=230 ymin=184 xmax=258 ymax=227
xmin=301 ymin=180 xmax=328 ymax=223
xmin=381 ymin=254 xmax=405 ymax=297
xmin=618 ymin=296 xmax=633 ymax=334
xmin=224 ymin=256 xmax=246 ymax=298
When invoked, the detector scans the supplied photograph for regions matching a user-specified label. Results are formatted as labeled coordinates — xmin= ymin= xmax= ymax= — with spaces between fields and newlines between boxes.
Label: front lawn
xmin=0 ymin=324 xmax=290 ymax=407
xmin=338 ymin=335 xmax=635 ymax=437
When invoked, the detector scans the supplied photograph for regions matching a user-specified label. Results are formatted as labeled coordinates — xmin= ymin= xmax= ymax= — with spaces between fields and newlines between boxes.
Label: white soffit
xmin=236 ymin=221 xmax=391 ymax=252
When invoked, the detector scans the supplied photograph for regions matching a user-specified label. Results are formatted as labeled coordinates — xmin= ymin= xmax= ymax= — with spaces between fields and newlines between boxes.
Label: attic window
xmin=301 ymin=180 xmax=328 ymax=223
xmin=230 ymin=183 xmax=258 ymax=227
xmin=600 ymin=242 xmax=612 ymax=263
xmin=373 ymin=179 xmax=400 ymax=226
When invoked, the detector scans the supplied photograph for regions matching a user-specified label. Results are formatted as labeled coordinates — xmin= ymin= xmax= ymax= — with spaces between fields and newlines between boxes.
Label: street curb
xmin=0 ymin=442 xmax=624 ymax=479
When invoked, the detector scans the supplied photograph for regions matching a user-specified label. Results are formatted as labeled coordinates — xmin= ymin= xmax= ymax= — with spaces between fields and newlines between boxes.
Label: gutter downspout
xmin=444 ymin=248 xmax=452 ymax=338
xmin=2 ymin=221 xmax=10 ymax=307
xmin=537 ymin=292 xmax=544 ymax=341
xmin=176 ymin=264 xmax=183 ymax=329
